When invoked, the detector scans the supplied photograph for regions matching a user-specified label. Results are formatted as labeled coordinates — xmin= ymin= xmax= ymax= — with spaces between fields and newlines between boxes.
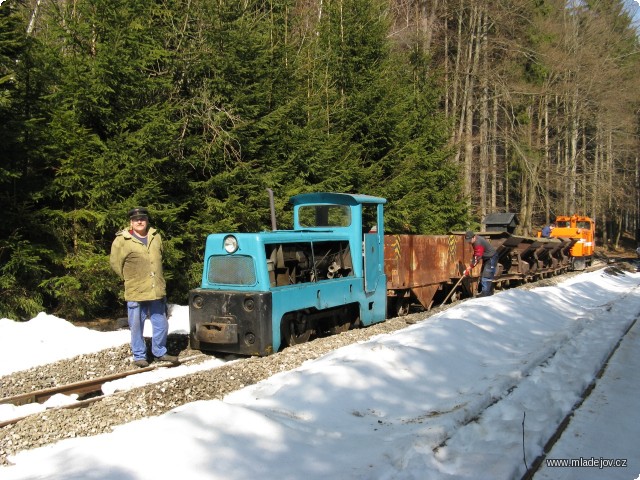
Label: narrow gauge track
xmin=430 ymin=312 xmax=640 ymax=475
xmin=0 ymin=260 xmax=613 ymax=428
xmin=0 ymin=260 xmax=633 ymax=468
xmin=522 ymin=307 xmax=640 ymax=479
xmin=0 ymin=354 xmax=206 ymax=428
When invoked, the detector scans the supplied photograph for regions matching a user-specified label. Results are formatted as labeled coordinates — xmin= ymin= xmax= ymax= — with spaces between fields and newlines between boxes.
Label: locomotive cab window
xmin=265 ymin=240 xmax=353 ymax=287
xmin=298 ymin=205 xmax=351 ymax=228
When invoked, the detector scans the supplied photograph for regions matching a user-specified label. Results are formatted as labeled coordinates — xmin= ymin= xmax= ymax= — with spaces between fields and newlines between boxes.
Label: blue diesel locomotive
xmin=189 ymin=192 xmax=388 ymax=356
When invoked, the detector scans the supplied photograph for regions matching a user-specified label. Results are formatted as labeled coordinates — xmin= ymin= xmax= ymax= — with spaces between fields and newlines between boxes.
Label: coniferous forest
xmin=1 ymin=0 xmax=639 ymax=321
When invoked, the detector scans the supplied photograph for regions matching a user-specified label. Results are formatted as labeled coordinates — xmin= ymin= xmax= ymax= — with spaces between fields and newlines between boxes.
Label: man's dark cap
xmin=128 ymin=207 xmax=149 ymax=218
xmin=464 ymin=230 xmax=475 ymax=240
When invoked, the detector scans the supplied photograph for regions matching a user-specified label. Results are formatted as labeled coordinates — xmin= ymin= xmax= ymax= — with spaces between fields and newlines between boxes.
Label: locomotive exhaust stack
xmin=267 ymin=188 xmax=277 ymax=231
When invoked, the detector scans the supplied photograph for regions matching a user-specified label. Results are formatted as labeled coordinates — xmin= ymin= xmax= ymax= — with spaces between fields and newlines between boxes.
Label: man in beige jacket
xmin=110 ymin=207 xmax=178 ymax=367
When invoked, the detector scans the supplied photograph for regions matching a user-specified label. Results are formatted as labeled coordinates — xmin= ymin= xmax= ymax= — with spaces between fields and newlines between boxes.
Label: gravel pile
xmin=0 ymin=262 xmax=618 ymax=466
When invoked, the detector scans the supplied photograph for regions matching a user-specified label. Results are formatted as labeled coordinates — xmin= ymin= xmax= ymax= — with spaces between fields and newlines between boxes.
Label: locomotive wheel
xmin=330 ymin=321 xmax=351 ymax=335
xmin=281 ymin=312 xmax=313 ymax=347
xmin=328 ymin=306 xmax=358 ymax=335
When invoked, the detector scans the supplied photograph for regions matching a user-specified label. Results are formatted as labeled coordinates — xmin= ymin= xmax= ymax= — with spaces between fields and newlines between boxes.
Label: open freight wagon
xmin=383 ymin=231 xmax=576 ymax=315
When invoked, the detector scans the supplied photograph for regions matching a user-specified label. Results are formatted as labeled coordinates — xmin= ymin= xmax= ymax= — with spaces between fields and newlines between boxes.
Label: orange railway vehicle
xmin=548 ymin=215 xmax=596 ymax=270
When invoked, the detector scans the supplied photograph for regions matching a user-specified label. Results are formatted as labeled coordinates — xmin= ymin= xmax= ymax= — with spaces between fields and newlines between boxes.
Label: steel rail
xmin=0 ymin=354 xmax=207 ymax=428
xmin=0 ymin=354 xmax=205 ymax=407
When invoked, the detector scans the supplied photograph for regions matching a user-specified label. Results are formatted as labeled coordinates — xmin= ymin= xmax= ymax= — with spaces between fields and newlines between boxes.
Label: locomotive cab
xmin=548 ymin=215 xmax=595 ymax=270
xmin=189 ymin=193 xmax=387 ymax=356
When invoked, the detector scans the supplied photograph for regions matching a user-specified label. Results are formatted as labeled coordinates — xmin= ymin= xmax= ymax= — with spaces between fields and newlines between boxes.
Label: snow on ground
xmin=536 ymin=316 xmax=640 ymax=480
xmin=0 ymin=305 xmax=191 ymax=377
xmin=0 ymin=305 xmax=217 ymax=423
xmin=1 ymin=268 xmax=639 ymax=480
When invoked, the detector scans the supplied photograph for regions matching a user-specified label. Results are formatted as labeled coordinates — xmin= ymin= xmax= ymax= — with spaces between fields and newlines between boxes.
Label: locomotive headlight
xmin=223 ymin=235 xmax=238 ymax=253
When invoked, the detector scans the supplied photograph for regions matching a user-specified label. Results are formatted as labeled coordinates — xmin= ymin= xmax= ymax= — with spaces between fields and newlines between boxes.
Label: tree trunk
xmin=490 ymin=92 xmax=498 ymax=211
xmin=478 ymin=6 xmax=489 ymax=218
xmin=463 ymin=4 xmax=481 ymax=201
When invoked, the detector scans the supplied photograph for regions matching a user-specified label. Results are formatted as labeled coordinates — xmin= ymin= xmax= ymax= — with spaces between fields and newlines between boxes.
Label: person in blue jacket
xmin=464 ymin=231 xmax=499 ymax=297
xmin=541 ymin=223 xmax=555 ymax=238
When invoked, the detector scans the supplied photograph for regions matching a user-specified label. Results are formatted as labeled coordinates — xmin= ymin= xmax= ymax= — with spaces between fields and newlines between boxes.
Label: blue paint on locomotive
xmin=189 ymin=192 xmax=388 ymax=356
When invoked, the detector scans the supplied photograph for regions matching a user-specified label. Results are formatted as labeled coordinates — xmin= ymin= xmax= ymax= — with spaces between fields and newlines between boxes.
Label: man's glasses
xmin=132 ymin=217 xmax=148 ymax=222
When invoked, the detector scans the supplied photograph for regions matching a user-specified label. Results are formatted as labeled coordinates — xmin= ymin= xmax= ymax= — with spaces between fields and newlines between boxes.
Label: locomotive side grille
xmin=208 ymin=255 xmax=256 ymax=285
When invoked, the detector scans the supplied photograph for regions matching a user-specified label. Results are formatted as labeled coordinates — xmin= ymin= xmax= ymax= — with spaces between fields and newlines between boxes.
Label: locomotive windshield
xmin=298 ymin=204 xmax=351 ymax=228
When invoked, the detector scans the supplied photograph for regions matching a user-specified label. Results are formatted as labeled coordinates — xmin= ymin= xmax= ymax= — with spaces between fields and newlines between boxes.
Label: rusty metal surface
xmin=384 ymin=234 xmax=472 ymax=287
xmin=383 ymin=231 xmax=576 ymax=309
xmin=196 ymin=322 xmax=238 ymax=344
xmin=384 ymin=234 xmax=475 ymax=308
xmin=483 ymin=233 xmax=573 ymax=278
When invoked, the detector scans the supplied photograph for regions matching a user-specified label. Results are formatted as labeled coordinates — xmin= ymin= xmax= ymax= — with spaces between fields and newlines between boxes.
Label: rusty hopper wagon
xmin=384 ymin=234 xmax=477 ymax=315
xmin=382 ymin=212 xmax=579 ymax=315
xmin=381 ymin=232 xmax=575 ymax=315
